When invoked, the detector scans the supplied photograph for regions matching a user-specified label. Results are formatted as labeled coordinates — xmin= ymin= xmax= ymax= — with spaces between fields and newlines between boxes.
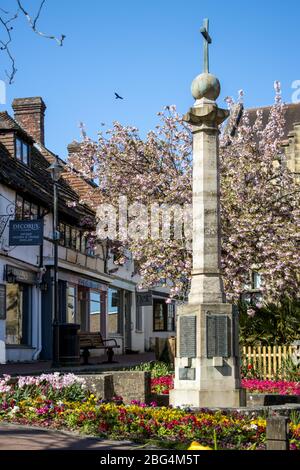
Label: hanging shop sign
xmin=9 ymin=219 xmax=43 ymax=246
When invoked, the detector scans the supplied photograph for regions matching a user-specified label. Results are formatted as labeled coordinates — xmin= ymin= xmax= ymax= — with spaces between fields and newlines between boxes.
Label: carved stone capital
xmin=183 ymin=100 xmax=229 ymax=132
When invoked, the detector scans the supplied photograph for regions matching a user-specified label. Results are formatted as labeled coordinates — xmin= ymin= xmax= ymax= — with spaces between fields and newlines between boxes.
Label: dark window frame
xmin=89 ymin=289 xmax=101 ymax=332
xmin=66 ymin=284 xmax=77 ymax=324
xmin=15 ymin=194 xmax=41 ymax=220
xmin=136 ymin=305 xmax=143 ymax=332
xmin=153 ymin=298 xmax=175 ymax=332
xmin=108 ymin=287 xmax=122 ymax=335
xmin=15 ymin=137 xmax=31 ymax=166
xmin=58 ymin=221 xmax=94 ymax=256
xmin=5 ymin=282 xmax=32 ymax=346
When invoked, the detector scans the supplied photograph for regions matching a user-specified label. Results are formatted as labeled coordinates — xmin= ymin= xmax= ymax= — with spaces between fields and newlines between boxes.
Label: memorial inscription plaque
xmin=206 ymin=314 xmax=229 ymax=358
xmin=179 ymin=316 xmax=196 ymax=358
xmin=179 ymin=368 xmax=196 ymax=380
xmin=232 ymin=305 xmax=239 ymax=357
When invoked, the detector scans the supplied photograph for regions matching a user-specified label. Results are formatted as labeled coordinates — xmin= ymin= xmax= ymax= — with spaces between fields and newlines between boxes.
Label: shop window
xmin=89 ymin=290 xmax=101 ymax=332
xmin=108 ymin=288 xmax=121 ymax=335
xmin=66 ymin=285 xmax=77 ymax=323
xmin=153 ymin=299 xmax=175 ymax=332
xmin=5 ymin=283 xmax=32 ymax=345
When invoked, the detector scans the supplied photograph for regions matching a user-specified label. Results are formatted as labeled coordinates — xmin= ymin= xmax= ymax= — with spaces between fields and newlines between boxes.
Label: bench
xmin=78 ymin=332 xmax=120 ymax=364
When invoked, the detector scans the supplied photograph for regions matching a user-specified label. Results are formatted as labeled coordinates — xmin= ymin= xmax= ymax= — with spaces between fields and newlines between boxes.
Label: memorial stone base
xmin=169 ymin=303 xmax=246 ymax=408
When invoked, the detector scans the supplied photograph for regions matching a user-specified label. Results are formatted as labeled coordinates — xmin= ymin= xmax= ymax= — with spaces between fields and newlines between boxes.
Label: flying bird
xmin=114 ymin=92 xmax=124 ymax=100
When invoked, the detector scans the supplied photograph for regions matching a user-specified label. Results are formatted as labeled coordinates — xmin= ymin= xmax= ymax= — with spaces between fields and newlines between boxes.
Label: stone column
xmin=169 ymin=71 xmax=245 ymax=409
xmin=187 ymin=97 xmax=227 ymax=305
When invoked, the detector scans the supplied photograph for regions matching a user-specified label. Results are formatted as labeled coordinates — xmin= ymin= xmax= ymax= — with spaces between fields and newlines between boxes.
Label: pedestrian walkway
xmin=0 ymin=423 xmax=141 ymax=450
xmin=0 ymin=352 xmax=155 ymax=376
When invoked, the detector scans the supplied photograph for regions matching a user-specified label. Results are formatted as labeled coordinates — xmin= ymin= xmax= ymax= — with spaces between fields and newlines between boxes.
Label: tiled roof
xmin=0 ymin=111 xmax=34 ymax=142
xmin=0 ymin=115 xmax=94 ymax=224
xmin=246 ymin=102 xmax=300 ymax=139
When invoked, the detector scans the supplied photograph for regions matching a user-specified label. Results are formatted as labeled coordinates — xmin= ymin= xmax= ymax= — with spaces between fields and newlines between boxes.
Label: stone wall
xmin=81 ymin=371 xmax=151 ymax=404
xmin=247 ymin=393 xmax=300 ymax=407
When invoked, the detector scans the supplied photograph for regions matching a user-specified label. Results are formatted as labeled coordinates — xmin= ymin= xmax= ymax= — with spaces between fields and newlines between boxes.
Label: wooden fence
xmin=242 ymin=345 xmax=298 ymax=379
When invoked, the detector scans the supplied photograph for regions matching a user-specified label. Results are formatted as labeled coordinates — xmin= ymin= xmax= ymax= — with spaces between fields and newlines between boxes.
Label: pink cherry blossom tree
xmin=66 ymin=86 xmax=300 ymax=303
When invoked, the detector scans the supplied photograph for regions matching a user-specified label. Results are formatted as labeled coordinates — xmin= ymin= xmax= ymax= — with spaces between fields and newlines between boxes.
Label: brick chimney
xmin=12 ymin=97 xmax=46 ymax=145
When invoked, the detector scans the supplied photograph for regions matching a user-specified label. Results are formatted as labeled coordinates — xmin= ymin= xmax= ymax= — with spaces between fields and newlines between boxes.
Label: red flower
xmin=248 ymin=364 xmax=253 ymax=370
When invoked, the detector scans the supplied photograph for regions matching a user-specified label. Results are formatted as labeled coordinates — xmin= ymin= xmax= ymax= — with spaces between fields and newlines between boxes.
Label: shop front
xmin=1 ymin=264 xmax=40 ymax=362
xmin=107 ymin=281 xmax=135 ymax=354
xmin=41 ymin=269 xmax=109 ymax=360
xmin=64 ymin=276 xmax=108 ymax=334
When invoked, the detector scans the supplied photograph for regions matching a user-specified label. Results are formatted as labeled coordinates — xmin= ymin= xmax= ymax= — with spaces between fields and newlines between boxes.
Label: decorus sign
xmin=9 ymin=219 xmax=43 ymax=246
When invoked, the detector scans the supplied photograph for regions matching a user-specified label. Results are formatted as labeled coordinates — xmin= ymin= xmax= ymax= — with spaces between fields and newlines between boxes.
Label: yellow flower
xmin=251 ymin=418 xmax=266 ymax=428
xmin=188 ymin=441 xmax=212 ymax=450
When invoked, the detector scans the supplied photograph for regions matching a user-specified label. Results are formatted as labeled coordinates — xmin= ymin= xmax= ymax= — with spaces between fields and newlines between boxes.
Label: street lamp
xmin=47 ymin=157 xmax=64 ymax=367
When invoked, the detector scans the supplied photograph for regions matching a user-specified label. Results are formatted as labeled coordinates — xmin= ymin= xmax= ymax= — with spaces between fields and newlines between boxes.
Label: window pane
xmin=67 ymin=285 xmax=76 ymax=323
xmin=90 ymin=300 xmax=100 ymax=314
xmin=22 ymin=143 xmax=29 ymax=165
xmin=6 ymin=284 xmax=31 ymax=345
xmin=154 ymin=300 xmax=165 ymax=331
xmin=136 ymin=306 xmax=143 ymax=331
xmin=15 ymin=195 xmax=23 ymax=220
xmin=70 ymin=228 xmax=76 ymax=250
xmin=30 ymin=203 xmax=38 ymax=220
xmin=81 ymin=235 xmax=87 ymax=253
xmin=59 ymin=223 xmax=65 ymax=245
xmin=167 ymin=304 xmax=175 ymax=332
xmin=108 ymin=288 xmax=120 ymax=334
xmin=23 ymin=200 xmax=31 ymax=220
xmin=65 ymin=225 xmax=71 ymax=247
xmin=16 ymin=139 xmax=22 ymax=160
xmin=111 ymin=290 xmax=119 ymax=309
xmin=86 ymin=237 xmax=95 ymax=256
xmin=252 ymin=272 xmax=262 ymax=289
xmin=76 ymin=231 xmax=81 ymax=251
xmin=90 ymin=291 xmax=101 ymax=303
xmin=89 ymin=290 xmax=101 ymax=332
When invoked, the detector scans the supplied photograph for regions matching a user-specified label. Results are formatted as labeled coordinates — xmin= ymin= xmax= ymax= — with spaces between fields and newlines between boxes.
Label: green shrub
xmin=239 ymin=297 xmax=300 ymax=346
xmin=130 ymin=361 xmax=173 ymax=378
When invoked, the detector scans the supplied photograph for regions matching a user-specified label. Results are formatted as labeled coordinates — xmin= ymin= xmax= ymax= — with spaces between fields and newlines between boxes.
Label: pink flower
xmin=247 ymin=308 xmax=256 ymax=317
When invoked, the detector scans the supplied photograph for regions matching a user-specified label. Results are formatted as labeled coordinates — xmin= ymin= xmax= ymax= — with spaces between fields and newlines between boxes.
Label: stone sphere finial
xmin=191 ymin=72 xmax=220 ymax=101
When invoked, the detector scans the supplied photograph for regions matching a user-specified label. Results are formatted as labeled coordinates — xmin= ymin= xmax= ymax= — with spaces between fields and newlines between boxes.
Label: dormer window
xmin=15 ymin=137 xmax=30 ymax=165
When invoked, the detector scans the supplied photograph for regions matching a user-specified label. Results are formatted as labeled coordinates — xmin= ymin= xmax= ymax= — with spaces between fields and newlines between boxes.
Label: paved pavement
xmin=0 ymin=423 xmax=141 ymax=450
xmin=0 ymin=352 xmax=155 ymax=376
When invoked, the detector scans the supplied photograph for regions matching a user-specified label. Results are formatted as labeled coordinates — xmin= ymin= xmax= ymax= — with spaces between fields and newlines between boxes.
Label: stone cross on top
xmin=200 ymin=18 xmax=211 ymax=74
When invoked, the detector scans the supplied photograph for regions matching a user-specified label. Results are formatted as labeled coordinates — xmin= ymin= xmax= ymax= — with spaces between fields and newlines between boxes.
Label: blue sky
xmin=1 ymin=0 xmax=299 ymax=158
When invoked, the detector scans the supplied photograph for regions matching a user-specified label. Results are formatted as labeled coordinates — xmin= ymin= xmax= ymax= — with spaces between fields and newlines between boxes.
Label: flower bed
xmin=1 ymin=373 xmax=300 ymax=450
xmin=151 ymin=375 xmax=300 ymax=396
xmin=242 ymin=379 xmax=300 ymax=395
xmin=151 ymin=375 xmax=174 ymax=395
